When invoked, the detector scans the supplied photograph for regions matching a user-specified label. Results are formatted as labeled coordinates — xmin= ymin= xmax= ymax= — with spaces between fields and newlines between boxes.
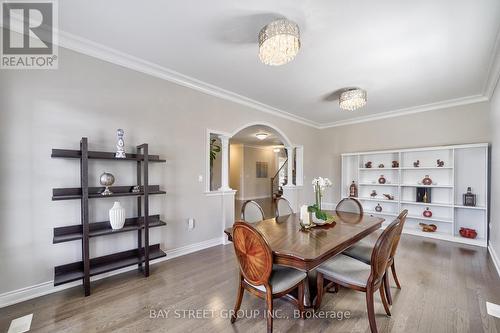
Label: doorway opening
xmin=230 ymin=125 xmax=294 ymax=219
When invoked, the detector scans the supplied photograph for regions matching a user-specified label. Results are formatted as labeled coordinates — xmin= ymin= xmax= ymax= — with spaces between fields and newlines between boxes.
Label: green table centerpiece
xmin=308 ymin=177 xmax=335 ymax=224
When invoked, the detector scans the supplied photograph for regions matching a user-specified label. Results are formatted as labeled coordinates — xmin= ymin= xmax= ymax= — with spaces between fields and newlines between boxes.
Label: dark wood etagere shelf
xmin=52 ymin=138 xmax=167 ymax=296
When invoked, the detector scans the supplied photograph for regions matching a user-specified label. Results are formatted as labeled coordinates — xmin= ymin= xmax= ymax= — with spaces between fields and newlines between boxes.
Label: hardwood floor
xmin=1 ymin=235 xmax=499 ymax=332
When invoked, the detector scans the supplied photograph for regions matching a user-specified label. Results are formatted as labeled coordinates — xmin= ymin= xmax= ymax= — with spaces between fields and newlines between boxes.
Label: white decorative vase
xmin=109 ymin=202 xmax=126 ymax=229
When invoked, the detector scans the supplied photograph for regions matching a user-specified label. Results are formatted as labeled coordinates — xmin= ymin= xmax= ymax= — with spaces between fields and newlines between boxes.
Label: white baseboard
xmin=236 ymin=195 xmax=271 ymax=201
xmin=488 ymin=244 xmax=500 ymax=278
xmin=0 ymin=237 xmax=224 ymax=308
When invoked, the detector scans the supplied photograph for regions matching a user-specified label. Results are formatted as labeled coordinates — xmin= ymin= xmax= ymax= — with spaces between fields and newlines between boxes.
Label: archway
xmin=230 ymin=124 xmax=291 ymax=219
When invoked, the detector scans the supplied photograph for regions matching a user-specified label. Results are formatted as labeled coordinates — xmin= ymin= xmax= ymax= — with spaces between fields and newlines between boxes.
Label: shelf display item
xmin=370 ymin=190 xmax=377 ymax=198
xmin=378 ymin=175 xmax=386 ymax=184
xmin=375 ymin=204 xmax=382 ymax=212
xmin=416 ymin=187 xmax=431 ymax=203
xmin=463 ymin=187 xmax=476 ymax=207
xmin=115 ymin=129 xmax=126 ymax=158
xmin=422 ymin=175 xmax=433 ymax=185
xmin=383 ymin=194 xmax=394 ymax=200
xmin=349 ymin=181 xmax=358 ymax=198
xmin=437 ymin=159 xmax=444 ymax=167
xmin=459 ymin=227 xmax=477 ymax=239
xmin=419 ymin=223 xmax=437 ymax=232
xmin=100 ymin=172 xmax=115 ymax=196
xmin=413 ymin=160 xmax=420 ymax=167
xmin=392 ymin=160 xmax=399 ymax=168
xmin=365 ymin=161 xmax=372 ymax=168
xmin=423 ymin=207 xmax=433 ymax=218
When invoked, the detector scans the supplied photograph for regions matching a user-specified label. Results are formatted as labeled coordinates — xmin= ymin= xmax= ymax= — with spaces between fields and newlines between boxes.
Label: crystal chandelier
xmin=258 ymin=19 xmax=301 ymax=66
xmin=339 ymin=88 xmax=367 ymax=111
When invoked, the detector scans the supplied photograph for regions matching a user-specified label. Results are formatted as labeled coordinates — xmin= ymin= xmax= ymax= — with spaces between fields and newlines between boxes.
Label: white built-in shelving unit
xmin=341 ymin=143 xmax=489 ymax=247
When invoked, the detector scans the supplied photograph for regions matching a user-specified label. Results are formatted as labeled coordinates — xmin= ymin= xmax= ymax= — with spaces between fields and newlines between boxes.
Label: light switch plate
xmin=198 ymin=175 xmax=203 ymax=182
xmin=188 ymin=218 xmax=194 ymax=230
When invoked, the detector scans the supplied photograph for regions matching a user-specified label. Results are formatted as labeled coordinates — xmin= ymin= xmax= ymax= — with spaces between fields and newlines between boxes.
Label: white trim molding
xmin=57 ymin=31 xmax=320 ymax=129
xmin=319 ymin=95 xmax=488 ymax=128
xmin=37 ymin=29 xmax=496 ymax=130
xmin=489 ymin=244 xmax=500 ymax=278
xmin=0 ymin=237 xmax=224 ymax=308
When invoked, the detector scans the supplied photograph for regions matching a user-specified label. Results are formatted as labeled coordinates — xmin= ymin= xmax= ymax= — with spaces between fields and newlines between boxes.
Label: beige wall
xmin=0 ymin=47 xmax=322 ymax=295
xmin=242 ymin=146 xmax=277 ymax=200
xmin=490 ymin=83 xmax=500 ymax=262
xmin=318 ymin=102 xmax=491 ymax=204
xmin=229 ymin=145 xmax=278 ymax=200
xmin=229 ymin=144 xmax=243 ymax=196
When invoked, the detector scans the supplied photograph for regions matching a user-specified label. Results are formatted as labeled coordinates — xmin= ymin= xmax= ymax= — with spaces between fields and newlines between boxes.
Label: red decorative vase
xmin=422 ymin=175 xmax=433 ymax=185
xmin=459 ymin=228 xmax=477 ymax=239
xmin=423 ymin=207 xmax=432 ymax=218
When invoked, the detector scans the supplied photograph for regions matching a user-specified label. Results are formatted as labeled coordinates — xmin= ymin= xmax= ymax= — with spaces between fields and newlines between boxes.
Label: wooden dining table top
xmin=224 ymin=212 xmax=384 ymax=271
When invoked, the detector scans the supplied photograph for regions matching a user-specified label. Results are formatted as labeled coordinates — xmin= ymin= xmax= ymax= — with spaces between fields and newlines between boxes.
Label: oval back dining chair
xmin=315 ymin=216 xmax=402 ymax=333
xmin=336 ymin=198 xmax=363 ymax=214
xmin=231 ymin=221 xmax=307 ymax=333
xmin=275 ymin=197 xmax=293 ymax=217
xmin=343 ymin=209 xmax=408 ymax=305
xmin=241 ymin=200 xmax=265 ymax=223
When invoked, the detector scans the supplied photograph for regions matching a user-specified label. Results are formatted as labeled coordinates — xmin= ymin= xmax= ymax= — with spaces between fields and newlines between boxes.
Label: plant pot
xmin=109 ymin=201 xmax=126 ymax=229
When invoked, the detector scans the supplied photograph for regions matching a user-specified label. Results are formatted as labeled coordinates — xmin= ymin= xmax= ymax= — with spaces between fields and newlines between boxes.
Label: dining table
xmin=224 ymin=211 xmax=385 ymax=307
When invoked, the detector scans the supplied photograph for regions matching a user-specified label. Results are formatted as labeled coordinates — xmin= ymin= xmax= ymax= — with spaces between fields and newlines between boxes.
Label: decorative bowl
xmin=459 ymin=228 xmax=477 ymax=239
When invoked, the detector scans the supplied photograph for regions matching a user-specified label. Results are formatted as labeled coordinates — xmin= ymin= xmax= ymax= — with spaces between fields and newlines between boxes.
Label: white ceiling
xmin=230 ymin=125 xmax=285 ymax=146
xmin=58 ymin=0 xmax=500 ymax=127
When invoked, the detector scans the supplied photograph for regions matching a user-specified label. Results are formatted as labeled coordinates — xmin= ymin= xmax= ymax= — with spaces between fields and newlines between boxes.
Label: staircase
xmin=271 ymin=158 xmax=288 ymax=200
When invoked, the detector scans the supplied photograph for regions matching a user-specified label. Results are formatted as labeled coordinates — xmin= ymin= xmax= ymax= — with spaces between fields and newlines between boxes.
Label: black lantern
xmin=463 ymin=187 xmax=476 ymax=207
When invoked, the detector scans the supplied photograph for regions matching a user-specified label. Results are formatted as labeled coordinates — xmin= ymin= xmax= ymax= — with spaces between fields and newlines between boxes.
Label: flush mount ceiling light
xmin=255 ymin=133 xmax=269 ymax=140
xmin=339 ymin=88 xmax=367 ymax=111
xmin=258 ymin=18 xmax=301 ymax=66
xmin=273 ymin=148 xmax=281 ymax=153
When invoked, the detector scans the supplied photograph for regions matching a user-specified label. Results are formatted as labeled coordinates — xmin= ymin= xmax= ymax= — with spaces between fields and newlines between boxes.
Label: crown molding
xmin=56 ymin=31 xmax=321 ymax=129
xmin=484 ymin=27 xmax=500 ymax=99
xmin=317 ymin=94 xmax=489 ymax=129
xmin=12 ymin=26 xmax=494 ymax=130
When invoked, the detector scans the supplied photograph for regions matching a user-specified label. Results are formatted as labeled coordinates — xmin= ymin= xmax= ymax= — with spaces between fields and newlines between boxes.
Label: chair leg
xmin=297 ymin=280 xmax=305 ymax=319
xmin=231 ymin=277 xmax=244 ymax=324
xmin=334 ymin=283 xmax=339 ymax=293
xmin=315 ymin=272 xmax=324 ymax=311
xmin=265 ymin=286 xmax=273 ymax=333
xmin=379 ymin=284 xmax=391 ymax=316
xmin=391 ymin=262 xmax=401 ymax=289
xmin=366 ymin=289 xmax=378 ymax=333
xmin=383 ymin=271 xmax=393 ymax=305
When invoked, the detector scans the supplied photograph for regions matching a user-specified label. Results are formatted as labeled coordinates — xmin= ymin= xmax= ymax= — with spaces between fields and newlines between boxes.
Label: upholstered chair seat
xmin=317 ymin=254 xmax=371 ymax=288
xmin=343 ymin=231 xmax=381 ymax=264
xmin=248 ymin=265 xmax=307 ymax=294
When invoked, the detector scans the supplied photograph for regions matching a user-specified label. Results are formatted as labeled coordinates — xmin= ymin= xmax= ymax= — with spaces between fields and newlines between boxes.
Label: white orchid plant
xmin=308 ymin=177 xmax=334 ymax=221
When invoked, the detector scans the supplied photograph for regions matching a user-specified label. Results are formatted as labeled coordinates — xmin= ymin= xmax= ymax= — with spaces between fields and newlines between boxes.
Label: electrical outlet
xmin=188 ymin=218 xmax=195 ymax=230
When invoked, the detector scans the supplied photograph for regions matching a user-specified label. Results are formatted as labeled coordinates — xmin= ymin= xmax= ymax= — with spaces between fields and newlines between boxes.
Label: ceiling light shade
xmin=339 ymin=88 xmax=367 ymax=111
xmin=273 ymin=148 xmax=281 ymax=153
xmin=258 ymin=18 xmax=300 ymax=66
xmin=255 ymin=133 xmax=269 ymax=140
